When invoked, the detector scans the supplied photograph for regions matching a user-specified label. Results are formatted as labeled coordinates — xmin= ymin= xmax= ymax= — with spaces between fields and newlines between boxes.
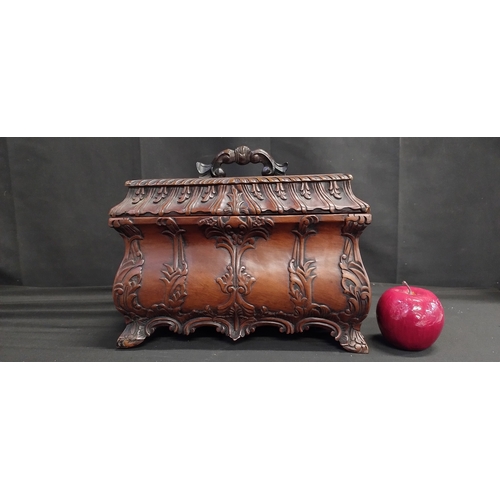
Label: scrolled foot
xmin=117 ymin=320 xmax=148 ymax=348
xmin=335 ymin=325 xmax=369 ymax=354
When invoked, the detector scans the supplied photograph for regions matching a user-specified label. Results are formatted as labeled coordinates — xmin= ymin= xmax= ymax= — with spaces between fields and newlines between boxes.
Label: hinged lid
xmin=109 ymin=146 xmax=370 ymax=217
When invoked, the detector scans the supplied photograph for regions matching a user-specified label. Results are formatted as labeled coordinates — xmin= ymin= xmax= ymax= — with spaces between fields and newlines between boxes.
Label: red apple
xmin=376 ymin=282 xmax=445 ymax=351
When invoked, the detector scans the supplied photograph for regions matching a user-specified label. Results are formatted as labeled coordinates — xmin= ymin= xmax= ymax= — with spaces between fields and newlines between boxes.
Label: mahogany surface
xmin=109 ymin=146 xmax=372 ymax=353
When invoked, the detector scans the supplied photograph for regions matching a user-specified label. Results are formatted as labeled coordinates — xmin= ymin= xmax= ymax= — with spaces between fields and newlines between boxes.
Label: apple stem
xmin=402 ymin=281 xmax=412 ymax=294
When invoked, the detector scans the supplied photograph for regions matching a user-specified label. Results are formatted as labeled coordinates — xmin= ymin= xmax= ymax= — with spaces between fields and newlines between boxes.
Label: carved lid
xmin=109 ymin=173 xmax=370 ymax=217
xmin=124 ymin=173 xmax=352 ymax=187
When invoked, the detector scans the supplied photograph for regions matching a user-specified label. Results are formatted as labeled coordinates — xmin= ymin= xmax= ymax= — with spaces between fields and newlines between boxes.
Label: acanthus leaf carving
xmin=224 ymin=185 xmax=249 ymax=215
xmin=111 ymin=179 xmax=372 ymax=353
xmin=273 ymin=182 xmax=287 ymax=200
xmin=329 ymin=180 xmax=343 ymax=199
xmin=288 ymin=215 xmax=332 ymax=318
xmin=112 ymin=221 xmax=149 ymax=320
xmin=109 ymin=175 xmax=371 ymax=218
xmin=153 ymin=186 xmax=169 ymax=204
xmin=201 ymin=184 xmax=217 ymax=203
xmin=178 ymin=186 xmax=191 ymax=203
xmin=336 ymin=214 xmax=371 ymax=353
xmin=154 ymin=217 xmax=188 ymax=314
xmin=198 ymin=214 xmax=274 ymax=339
xmin=131 ymin=187 xmax=146 ymax=204
xmin=250 ymin=183 xmax=264 ymax=200
xmin=300 ymin=182 xmax=312 ymax=200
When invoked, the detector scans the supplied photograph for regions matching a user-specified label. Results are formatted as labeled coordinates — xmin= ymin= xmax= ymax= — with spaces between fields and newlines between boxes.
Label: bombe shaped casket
xmin=109 ymin=146 xmax=372 ymax=353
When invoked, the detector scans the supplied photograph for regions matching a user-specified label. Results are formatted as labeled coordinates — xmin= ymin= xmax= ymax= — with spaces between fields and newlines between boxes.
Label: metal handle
xmin=196 ymin=145 xmax=288 ymax=178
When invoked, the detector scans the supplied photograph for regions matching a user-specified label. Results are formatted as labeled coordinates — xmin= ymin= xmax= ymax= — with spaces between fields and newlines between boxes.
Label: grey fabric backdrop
xmin=1 ymin=137 xmax=499 ymax=288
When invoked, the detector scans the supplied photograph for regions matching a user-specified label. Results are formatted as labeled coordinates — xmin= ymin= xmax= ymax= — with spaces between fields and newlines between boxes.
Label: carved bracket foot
xmin=117 ymin=320 xmax=149 ymax=348
xmin=335 ymin=324 xmax=369 ymax=354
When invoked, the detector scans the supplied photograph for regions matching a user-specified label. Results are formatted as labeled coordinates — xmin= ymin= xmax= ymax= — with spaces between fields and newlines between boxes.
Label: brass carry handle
xmin=196 ymin=145 xmax=288 ymax=178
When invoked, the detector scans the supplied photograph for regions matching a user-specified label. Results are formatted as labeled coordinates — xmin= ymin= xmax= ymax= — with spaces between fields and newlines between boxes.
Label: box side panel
xmin=244 ymin=220 xmax=350 ymax=314
xmin=303 ymin=223 xmax=348 ymax=312
xmin=243 ymin=225 xmax=296 ymax=314
xmin=138 ymin=224 xmax=228 ymax=312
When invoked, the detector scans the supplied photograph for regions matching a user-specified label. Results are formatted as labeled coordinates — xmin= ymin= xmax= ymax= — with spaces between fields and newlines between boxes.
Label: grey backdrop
xmin=1 ymin=137 xmax=499 ymax=288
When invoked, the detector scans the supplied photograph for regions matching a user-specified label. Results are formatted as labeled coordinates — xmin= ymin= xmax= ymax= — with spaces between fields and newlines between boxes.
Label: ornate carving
xmin=336 ymin=214 xmax=372 ymax=353
xmin=344 ymin=180 xmax=370 ymax=213
xmin=335 ymin=325 xmax=369 ymax=354
xmin=273 ymin=182 xmax=287 ymax=200
xmin=250 ymin=183 xmax=264 ymax=201
xmin=285 ymin=214 xmax=371 ymax=353
xmin=111 ymin=172 xmax=372 ymax=353
xmin=111 ymin=220 xmax=148 ymax=320
xmin=224 ymin=185 xmax=248 ymax=215
xmin=341 ymin=213 xmax=371 ymax=239
xmin=153 ymin=186 xmax=169 ymax=203
xmin=112 ymin=213 xmax=371 ymax=352
xmin=178 ymin=186 xmax=191 ymax=203
xmin=314 ymin=183 xmax=337 ymax=212
xmin=109 ymin=174 xmax=371 ymax=218
xmin=329 ymin=180 xmax=342 ymax=199
xmin=198 ymin=215 xmax=274 ymax=339
xmin=116 ymin=319 xmax=148 ymax=348
xmin=288 ymin=216 xmax=329 ymax=317
xmin=196 ymin=145 xmax=289 ymax=178
xmin=201 ymin=184 xmax=217 ymax=203
xmin=154 ymin=218 xmax=188 ymax=313
xmin=300 ymin=182 xmax=312 ymax=200
xmin=116 ymin=316 xmax=184 ymax=348
xmin=131 ymin=187 xmax=145 ymax=204
xmin=111 ymin=217 xmax=189 ymax=327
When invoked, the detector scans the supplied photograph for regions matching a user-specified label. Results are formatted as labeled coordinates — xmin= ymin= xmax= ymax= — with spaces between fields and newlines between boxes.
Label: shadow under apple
xmin=367 ymin=332 xmax=437 ymax=358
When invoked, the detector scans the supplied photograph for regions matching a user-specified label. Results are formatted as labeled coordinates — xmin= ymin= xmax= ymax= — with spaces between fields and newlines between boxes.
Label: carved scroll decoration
xmin=111 ymin=213 xmax=371 ymax=353
xmin=131 ymin=187 xmax=145 ymax=204
xmin=108 ymin=174 xmax=372 ymax=218
xmin=288 ymin=215 xmax=330 ymax=318
xmin=112 ymin=217 xmax=190 ymax=347
xmin=196 ymin=145 xmax=289 ymax=178
xmin=111 ymin=219 xmax=149 ymax=321
xmin=285 ymin=216 xmax=348 ymax=344
xmin=154 ymin=218 xmax=188 ymax=314
xmin=198 ymin=214 xmax=275 ymax=339
xmin=285 ymin=214 xmax=371 ymax=352
xmin=112 ymin=217 xmax=190 ymax=319
xmin=335 ymin=214 xmax=371 ymax=353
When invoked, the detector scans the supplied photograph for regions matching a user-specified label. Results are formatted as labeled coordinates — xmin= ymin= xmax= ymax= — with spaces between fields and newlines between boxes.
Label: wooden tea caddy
xmin=109 ymin=146 xmax=372 ymax=353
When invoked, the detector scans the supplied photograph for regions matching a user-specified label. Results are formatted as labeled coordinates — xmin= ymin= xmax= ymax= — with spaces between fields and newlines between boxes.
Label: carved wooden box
xmin=109 ymin=146 xmax=372 ymax=353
